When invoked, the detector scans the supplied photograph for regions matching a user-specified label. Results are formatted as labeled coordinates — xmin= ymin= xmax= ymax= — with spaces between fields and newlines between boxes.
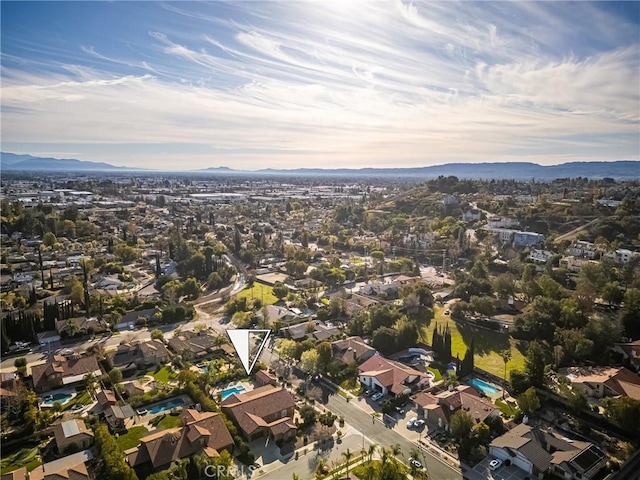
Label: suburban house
xmin=358 ymin=354 xmax=429 ymax=396
xmin=412 ymin=385 xmax=499 ymax=429
xmin=462 ymin=209 xmax=482 ymax=222
xmin=104 ymin=404 xmax=136 ymax=431
xmin=127 ymin=409 xmax=233 ymax=469
xmin=332 ymin=336 xmax=377 ymax=365
xmin=54 ymin=419 xmax=94 ymax=453
xmin=115 ymin=307 xmax=161 ymax=330
xmin=55 ymin=317 xmax=107 ymax=337
xmin=221 ymin=385 xmax=297 ymax=441
xmin=168 ymin=331 xmax=233 ymax=361
xmin=567 ymin=241 xmax=598 ymax=259
xmin=96 ymin=389 xmax=117 ymax=409
xmin=513 ymin=231 xmax=544 ymax=247
xmin=31 ymin=355 xmax=101 ymax=393
xmin=613 ymin=340 xmax=640 ymax=372
xmin=255 ymin=370 xmax=278 ymax=387
xmin=5 ymin=451 xmax=94 ymax=480
xmin=564 ymin=366 xmax=640 ymax=400
xmin=489 ymin=424 xmax=607 ymax=479
xmin=106 ymin=340 xmax=171 ymax=370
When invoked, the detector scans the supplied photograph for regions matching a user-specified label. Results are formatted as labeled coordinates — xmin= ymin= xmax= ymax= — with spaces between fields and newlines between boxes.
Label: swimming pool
xmin=221 ymin=385 xmax=246 ymax=400
xmin=467 ymin=377 xmax=500 ymax=396
xmin=148 ymin=397 xmax=185 ymax=415
xmin=42 ymin=392 xmax=73 ymax=406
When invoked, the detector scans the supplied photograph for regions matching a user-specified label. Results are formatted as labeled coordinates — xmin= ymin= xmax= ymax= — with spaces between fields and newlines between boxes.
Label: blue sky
xmin=1 ymin=1 xmax=638 ymax=170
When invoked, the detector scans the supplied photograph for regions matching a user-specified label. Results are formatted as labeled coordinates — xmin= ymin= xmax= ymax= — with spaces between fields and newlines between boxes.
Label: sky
xmin=1 ymin=1 xmax=639 ymax=171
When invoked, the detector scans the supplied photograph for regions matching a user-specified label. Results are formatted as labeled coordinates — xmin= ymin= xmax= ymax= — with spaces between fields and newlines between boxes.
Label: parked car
xmin=371 ymin=392 xmax=383 ymax=401
xmin=414 ymin=419 xmax=425 ymax=427
xmin=409 ymin=458 xmax=423 ymax=469
xmin=71 ymin=404 xmax=84 ymax=411
xmin=489 ymin=459 xmax=503 ymax=471
xmin=407 ymin=417 xmax=418 ymax=428
xmin=136 ymin=408 xmax=148 ymax=416
xmin=444 ymin=310 xmax=450 ymax=315
xmin=395 ymin=406 xmax=405 ymax=415
xmin=364 ymin=389 xmax=372 ymax=396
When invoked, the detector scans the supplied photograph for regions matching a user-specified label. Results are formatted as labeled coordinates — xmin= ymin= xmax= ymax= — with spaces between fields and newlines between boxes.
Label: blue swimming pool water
xmin=42 ymin=392 xmax=73 ymax=405
xmin=148 ymin=397 xmax=184 ymax=415
xmin=467 ymin=377 xmax=500 ymax=395
xmin=221 ymin=385 xmax=246 ymax=400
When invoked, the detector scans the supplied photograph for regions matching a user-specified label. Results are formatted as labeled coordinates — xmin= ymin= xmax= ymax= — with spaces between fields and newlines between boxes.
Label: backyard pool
xmin=41 ymin=392 xmax=73 ymax=406
xmin=148 ymin=397 xmax=185 ymax=415
xmin=467 ymin=377 xmax=500 ymax=396
xmin=221 ymin=385 xmax=246 ymax=400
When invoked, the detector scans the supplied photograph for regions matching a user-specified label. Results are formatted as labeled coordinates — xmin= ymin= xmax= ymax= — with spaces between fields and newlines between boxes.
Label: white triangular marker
xmin=227 ymin=329 xmax=271 ymax=375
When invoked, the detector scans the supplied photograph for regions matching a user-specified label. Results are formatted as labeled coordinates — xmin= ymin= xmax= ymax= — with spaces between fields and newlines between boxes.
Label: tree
xmin=93 ymin=423 xmax=139 ymax=480
xmin=501 ymin=349 xmax=512 ymax=398
xmin=620 ymin=288 xmax=640 ymax=339
xmin=14 ymin=357 xmax=27 ymax=378
xmin=276 ymin=339 xmax=298 ymax=360
xmin=299 ymin=404 xmax=316 ymax=427
xmin=342 ymin=448 xmax=353 ymax=480
xmin=372 ymin=326 xmax=398 ymax=355
xmin=182 ymin=277 xmax=200 ymax=300
xmin=150 ymin=329 xmax=164 ymax=342
xmin=472 ymin=421 xmax=491 ymax=446
xmin=517 ymin=387 xmax=541 ymax=415
xmin=316 ymin=342 xmax=332 ymax=368
xmin=300 ymin=349 xmax=320 ymax=374
xmin=272 ymin=281 xmax=289 ymax=301
xmin=43 ymin=231 xmax=57 ymax=247
xmin=108 ymin=367 xmax=123 ymax=385
xmin=450 ymin=410 xmax=474 ymax=442
xmin=525 ymin=340 xmax=548 ymax=388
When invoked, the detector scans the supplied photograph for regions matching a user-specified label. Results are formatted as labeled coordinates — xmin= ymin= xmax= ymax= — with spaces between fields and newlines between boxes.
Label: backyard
xmin=0 ymin=445 xmax=41 ymax=474
xmin=421 ymin=306 xmax=527 ymax=380
xmin=116 ymin=426 xmax=149 ymax=450
xmin=145 ymin=366 xmax=177 ymax=383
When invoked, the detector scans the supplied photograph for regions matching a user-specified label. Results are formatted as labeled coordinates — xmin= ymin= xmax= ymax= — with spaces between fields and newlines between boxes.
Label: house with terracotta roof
xmin=332 ymin=336 xmax=377 ymax=365
xmin=489 ymin=424 xmax=607 ymax=479
xmin=358 ymin=354 xmax=429 ymax=396
xmin=21 ymin=450 xmax=93 ymax=480
xmin=564 ymin=366 xmax=640 ymax=400
xmin=221 ymin=384 xmax=296 ymax=441
xmin=31 ymin=355 xmax=101 ymax=393
xmin=127 ymin=409 xmax=233 ymax=469
xmin=54 ymin=419 xmax=94 ymax=453
xmin=411 ymin=385 xmax=499 ymax=429
xmin=95 ymin=389 xmax=117 ymax=409
xmin=254 ymin=369 xmax=278 ymax=387
xmin=168 ymin=330 xmax=233 ymax=361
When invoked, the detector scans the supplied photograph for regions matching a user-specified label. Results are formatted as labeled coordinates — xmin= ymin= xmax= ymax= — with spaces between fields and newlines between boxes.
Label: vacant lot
xmin=235 ymin=283 xmax=278 ymax=305
xmin=421 ymin=306 xmax=527 ymax=380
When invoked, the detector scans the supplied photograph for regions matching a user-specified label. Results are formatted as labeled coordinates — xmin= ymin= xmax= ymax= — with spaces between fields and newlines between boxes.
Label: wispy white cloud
xmin=1 ymin=0 xmax=638 ymax=169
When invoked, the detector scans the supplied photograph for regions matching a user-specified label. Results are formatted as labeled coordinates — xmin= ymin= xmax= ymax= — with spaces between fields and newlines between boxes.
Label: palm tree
xmin=367 ymin=444 xmax=377 ymax=463
xmin=83 ymin=372 xmax=97 ymax=399
xmin=392 ymin=443 xmax=402 ymax=457
xmin=501 ymin=348 xmax=512 ymax=399
xmin=292 ymin=474 xmax=300 ymax=480
xmin=342 ymin=448 xmax=353 ymax=480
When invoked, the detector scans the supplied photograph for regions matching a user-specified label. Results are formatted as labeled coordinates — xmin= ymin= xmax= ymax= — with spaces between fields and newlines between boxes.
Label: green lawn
xmin=421 ymin=306 xmax=527 ymax=380
xmin=0 ymin=446 xmax=41 ymax=474
xmin=63 ymin=390 xmax=92 ymax=411
xmin=235 ymin=284 xmax=278 ymax=305
xmin=116 ymin=426 xmax=149 ymax=450
xmin=156 ymin=414 xmax=182 ymax=430
xmin=495 ymin=398 xmax=520 ymax=417
xmin=426 ymin=366 xmax=443 ymax=381
xmin=146 ymin=366 xmax=177 ymax=383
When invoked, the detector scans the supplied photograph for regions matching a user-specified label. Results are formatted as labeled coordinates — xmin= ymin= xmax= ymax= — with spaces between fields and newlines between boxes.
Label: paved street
xmin=318 ymin=387 xmax=463 ymax=480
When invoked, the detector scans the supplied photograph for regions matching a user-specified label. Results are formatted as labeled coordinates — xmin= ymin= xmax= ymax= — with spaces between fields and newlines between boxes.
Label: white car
xmin=409 ymin=458 xmax=423 ymax=469
xmin=371 ymin=392 xmax=384 ymax=401
xmin=414 ymin=419 xmax=425 ymax=427
xmin=489 ymin=459 xmax=503 ymax=471
xmin=407 ymin=417 xmax=418 ymax=428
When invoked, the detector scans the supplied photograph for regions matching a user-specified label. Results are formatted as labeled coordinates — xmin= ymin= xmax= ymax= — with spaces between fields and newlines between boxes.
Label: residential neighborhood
xmin=1 ymin=171 xmax=640 ymax=480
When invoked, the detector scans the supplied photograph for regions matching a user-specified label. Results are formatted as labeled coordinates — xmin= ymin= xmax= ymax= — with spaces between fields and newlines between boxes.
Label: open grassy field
xmin=234 ymin=283 xmax=278 ymax=305
xmin=421 ymin=306 xmax=527 ymax=380
xmin=116 ymin=426 xmax=149 ymax=450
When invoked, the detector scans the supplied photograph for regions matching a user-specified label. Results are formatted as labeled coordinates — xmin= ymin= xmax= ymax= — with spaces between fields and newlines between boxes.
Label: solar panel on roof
xmin=61 ymin=420 xmax=80 ymax=438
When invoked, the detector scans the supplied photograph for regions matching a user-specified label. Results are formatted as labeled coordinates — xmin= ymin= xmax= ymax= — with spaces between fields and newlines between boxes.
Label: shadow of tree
xmin=455 ymin=320 xmax=511 ymax=355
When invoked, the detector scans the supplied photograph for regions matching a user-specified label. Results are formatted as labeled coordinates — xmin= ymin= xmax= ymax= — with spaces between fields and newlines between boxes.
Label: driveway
xmin=469 ymin=458 xmax=531 ymax=480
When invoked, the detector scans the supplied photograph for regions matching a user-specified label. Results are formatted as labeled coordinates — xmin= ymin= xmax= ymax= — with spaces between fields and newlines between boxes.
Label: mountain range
xmin=2 ymin=152 xmax=638 ymax=180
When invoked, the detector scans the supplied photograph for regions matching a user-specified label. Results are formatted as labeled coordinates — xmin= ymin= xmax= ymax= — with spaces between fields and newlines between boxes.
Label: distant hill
xmin=0 ymin=152 xmax=141 ymax=171
xmin=245 ymin=161 xmax=639 ymax=180
xmin=1 ymin=152 xmax=638 ymax=179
